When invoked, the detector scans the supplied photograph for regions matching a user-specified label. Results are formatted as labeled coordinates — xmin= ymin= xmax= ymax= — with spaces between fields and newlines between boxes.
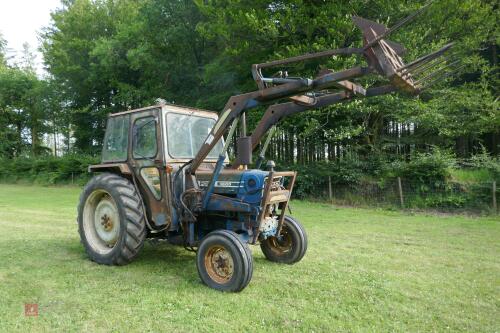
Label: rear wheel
xmin=78 ymin=173 xmax=146 ymax=265
xmin=196 ymin=230 xmax=253 ymax=292
xmin=260 ymin=216 xmax=307 ymax=264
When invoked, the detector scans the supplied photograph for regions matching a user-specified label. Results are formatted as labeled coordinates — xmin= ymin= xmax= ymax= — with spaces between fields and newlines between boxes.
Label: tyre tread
xmin=78 ymin=172 xmax=146 ymax=266
xmin=196 ymin=230 xmax=253 ymax=292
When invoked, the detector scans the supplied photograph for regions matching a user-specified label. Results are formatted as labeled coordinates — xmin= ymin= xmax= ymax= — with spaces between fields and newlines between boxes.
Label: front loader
xmin=78 ymin=11 xmax=458 ymax=291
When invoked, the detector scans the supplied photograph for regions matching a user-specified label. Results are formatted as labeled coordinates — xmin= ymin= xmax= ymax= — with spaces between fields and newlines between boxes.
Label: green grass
xmin=450 ymin=168 xmax=493 ymax=183
xmin=0 ymin=184 xmax=498 ymax=332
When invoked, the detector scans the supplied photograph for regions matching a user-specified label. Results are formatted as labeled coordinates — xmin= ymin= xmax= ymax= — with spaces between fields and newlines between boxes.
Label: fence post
xmin=71 ymin=172 xmax=74 ymax=185
xmin=397 ymin=177 xmax=404 ymax=208
xmin=328 ymin=176 xmax=333 ymax=204
xmin=493 ymin=180 xmax=497 ymax=213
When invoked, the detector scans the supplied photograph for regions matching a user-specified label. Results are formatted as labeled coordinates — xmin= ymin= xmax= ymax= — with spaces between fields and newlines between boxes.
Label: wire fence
xmin=57 ymin=173 xmax=498 ymax=213
xmin=1 ymin=156 xmax=497 ymax=214
xmin=298 ymin=177 xmax=499 ymax=214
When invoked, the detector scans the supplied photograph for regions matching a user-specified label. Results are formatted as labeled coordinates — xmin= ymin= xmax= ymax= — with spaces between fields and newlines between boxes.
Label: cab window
xmin=166 ymin=113 xmax=223 ymax=159
xmin=102 ymin=115 xmax=130 ymax=162
xmin=133 ymin=117 xmax=157 ymax=159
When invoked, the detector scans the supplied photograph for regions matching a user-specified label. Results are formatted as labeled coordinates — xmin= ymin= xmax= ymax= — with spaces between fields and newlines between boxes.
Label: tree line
xmin=0 ymin=0 xmax=498 ymax=166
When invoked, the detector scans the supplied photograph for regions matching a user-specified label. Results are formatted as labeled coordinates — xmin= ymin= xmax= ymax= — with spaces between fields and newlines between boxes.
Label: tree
xmin=0 ymin=33 xmax=7 ymax=67
xmin=42 ymin=0 xmax=128 ymax=153
xmin=38 ymin=0 xmax=499 ymax=161
xmin=0 ymin=64 xmax=51 ymax=157
xmin=19 ymin=42 xmax=37 ymax=73
xmin=196 ymin=0 xmax=499 ymax=160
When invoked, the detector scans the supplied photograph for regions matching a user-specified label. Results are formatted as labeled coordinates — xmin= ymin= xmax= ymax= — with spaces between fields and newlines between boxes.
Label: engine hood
xmin=196 ymin=169 xmax=269 ymax=204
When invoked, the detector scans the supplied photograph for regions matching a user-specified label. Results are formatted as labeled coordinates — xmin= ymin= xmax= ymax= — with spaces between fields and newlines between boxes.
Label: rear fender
xmin=88 ymin=163 xmax=132 ymax=176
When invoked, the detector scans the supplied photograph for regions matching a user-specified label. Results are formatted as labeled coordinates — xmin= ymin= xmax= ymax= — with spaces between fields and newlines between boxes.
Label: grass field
xmin=0 ymin=184 xmax=498 ymax=332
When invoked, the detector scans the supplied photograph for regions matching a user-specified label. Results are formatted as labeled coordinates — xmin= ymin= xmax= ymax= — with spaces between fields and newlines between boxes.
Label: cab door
xmin=129 ymin=108 xmax=171 ymax=230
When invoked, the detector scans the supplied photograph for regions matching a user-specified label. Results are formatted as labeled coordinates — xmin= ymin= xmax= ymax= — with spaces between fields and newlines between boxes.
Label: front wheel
xmin=196 ymin=230 xmax=253 ymax=292
xmin=260 ymin=216 xmax=307 ymax=264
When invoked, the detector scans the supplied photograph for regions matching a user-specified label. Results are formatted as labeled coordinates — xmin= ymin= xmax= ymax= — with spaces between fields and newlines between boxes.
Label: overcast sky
xmin=0 ymin=0 xmax=62 ymax=75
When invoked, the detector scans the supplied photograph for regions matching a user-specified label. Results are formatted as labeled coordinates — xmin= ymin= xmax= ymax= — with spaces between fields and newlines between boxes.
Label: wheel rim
xmin=268 ymin=226 xmax=293 ymax=255
xmin=83 ymin=189 xmax=120 ymax=254
xmin=204 ymin=245 xmax=234 ymax=284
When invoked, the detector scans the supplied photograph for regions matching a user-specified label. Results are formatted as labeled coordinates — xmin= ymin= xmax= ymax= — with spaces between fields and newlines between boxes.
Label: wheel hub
xmin=205 ymin=246 xmax=234 ymax=283
xmin=93 ymin=196 xmax=120 ymax=247
xmin=101 ymin=214 xmax=113 ymax=231
xmin=269 ymin=228 xmax=292 ymax=254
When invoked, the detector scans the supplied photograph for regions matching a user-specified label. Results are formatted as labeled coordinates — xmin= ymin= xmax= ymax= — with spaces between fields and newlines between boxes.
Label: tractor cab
xmin=90 ymin=104 xmax=225 ymax=229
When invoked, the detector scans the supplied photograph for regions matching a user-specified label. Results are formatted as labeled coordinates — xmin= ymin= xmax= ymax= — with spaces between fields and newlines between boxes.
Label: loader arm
xmin=188 ymin=65 xmax=371 ymax=174
xmin=188 ymin=9 xmax=459 ymax=175
xmin=231 ymin=85 xmax=397 ymax=168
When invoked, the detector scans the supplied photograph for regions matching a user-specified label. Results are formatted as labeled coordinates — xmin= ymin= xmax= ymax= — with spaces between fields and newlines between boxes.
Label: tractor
xmin=78 ymin=12 xmax=457 ymax=291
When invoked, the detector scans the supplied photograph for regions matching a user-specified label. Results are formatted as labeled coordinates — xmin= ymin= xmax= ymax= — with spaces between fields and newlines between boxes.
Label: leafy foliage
xmin=33 ymin=0 xmax=500 ymax=157
xmin=389 ymin=149 xmax=456 ymax=183
xmin=469 ymin=147 xmax=500 ymax=179
xmin=0 ymin=0 xmax=498 ymax=211
xmin=0 ymin=155 xmax=98 ymax=185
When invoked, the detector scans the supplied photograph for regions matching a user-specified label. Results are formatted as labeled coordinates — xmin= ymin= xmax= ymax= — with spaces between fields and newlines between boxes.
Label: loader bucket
xmin=353 ymin=16 xmax=456 ymax=94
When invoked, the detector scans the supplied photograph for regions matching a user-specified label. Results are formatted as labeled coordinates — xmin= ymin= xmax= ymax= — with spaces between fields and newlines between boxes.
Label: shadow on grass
xmin=1 ymin=238 xmax=199 ymax=283
xmin=1 ymin=236 xmax=282 ymax=293
xmin=131 ymin=242 xmax=279 ymax=270
xmin=77 ymin=241 xmax=198 ymax=272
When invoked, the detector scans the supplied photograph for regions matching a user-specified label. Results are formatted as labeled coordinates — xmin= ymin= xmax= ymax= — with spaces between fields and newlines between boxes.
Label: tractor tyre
xmin=260 ymin=215 xmax=307 ymax=264
xmin=196 ymin=230 xmax=253 ymax=292
xmin=78 ymin=172 xmax=146 ymax=265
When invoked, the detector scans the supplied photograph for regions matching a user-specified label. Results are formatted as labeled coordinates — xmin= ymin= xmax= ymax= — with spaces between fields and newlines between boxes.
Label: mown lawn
xmin=0 ymin=184 xmax=498 ymax=332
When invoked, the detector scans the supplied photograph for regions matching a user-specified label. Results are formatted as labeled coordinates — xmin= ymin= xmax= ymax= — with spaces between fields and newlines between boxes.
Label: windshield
xmin=102 ymin=115 xmax=130 ymax=162
xmin=166 ymin=112 xmax=223 ymax=159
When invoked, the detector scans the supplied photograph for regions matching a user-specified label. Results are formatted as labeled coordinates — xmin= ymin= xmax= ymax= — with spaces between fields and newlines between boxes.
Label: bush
xmin=0 ymin=155 xmax=99 ymax=185
xmin=450 ymin=168 xmax=492 ymax=183
xmin=468 ymin=148 xmax=500 ymax=181
xmin=279 ymin=157 xmax=364 ymax=199
xmin=389 ymin=149 xmax=456 ymax=184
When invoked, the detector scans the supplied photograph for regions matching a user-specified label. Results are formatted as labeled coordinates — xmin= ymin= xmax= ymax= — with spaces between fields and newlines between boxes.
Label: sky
xmin=0 ymin=0 xmax=62 ymax=75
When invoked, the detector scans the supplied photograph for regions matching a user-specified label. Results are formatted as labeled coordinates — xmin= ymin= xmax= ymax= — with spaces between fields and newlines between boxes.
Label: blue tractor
xmin=78 ymin=13 xmax=455 ymax=291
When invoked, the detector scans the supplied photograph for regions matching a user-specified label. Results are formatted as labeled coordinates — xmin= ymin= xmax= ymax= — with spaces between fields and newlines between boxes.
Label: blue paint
xmin=202 ymin=154 xmax=226 ymax=209
xmin=170 ymin=209 xmax=179 ymax=231
xmin=206 ymin=195 xmax=255 ymax=214
xmin=203 ymin=169 xmax=268 ymax=216
xmin=237 ymin=232 xmax=250 ymax=243
xmin=189 ymin=222 xmax=195 ymax=244
xmin=259 ymin=224 xmax=278 ymax=239
xmin=245 ymin=99 xmax=260 ymax=109
xmin=155 ymin=213 xmax=166 ymax=226
xmin=195 ymin=169 xmax=271 ymax=244
xmin=236 ymin=170 xmax=268 ymax=205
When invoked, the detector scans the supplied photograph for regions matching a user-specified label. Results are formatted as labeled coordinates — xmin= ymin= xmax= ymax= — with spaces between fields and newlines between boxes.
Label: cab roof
xmin=108 ymin=102 xmax=217 ymax=118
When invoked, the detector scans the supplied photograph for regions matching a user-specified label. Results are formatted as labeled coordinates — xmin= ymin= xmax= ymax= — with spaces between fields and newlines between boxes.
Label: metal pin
xmin=417 ymin=64 xmax=466 ymax=90
xmin=414 ymin=59 xmax=461 ymax=85
xmin=363 ymin=0 xmax=436 ymax=50
xmin=397 ymin=43 xmax=454 ymax=73
xmin=407 ymin=55 xmax=454 ymax=77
